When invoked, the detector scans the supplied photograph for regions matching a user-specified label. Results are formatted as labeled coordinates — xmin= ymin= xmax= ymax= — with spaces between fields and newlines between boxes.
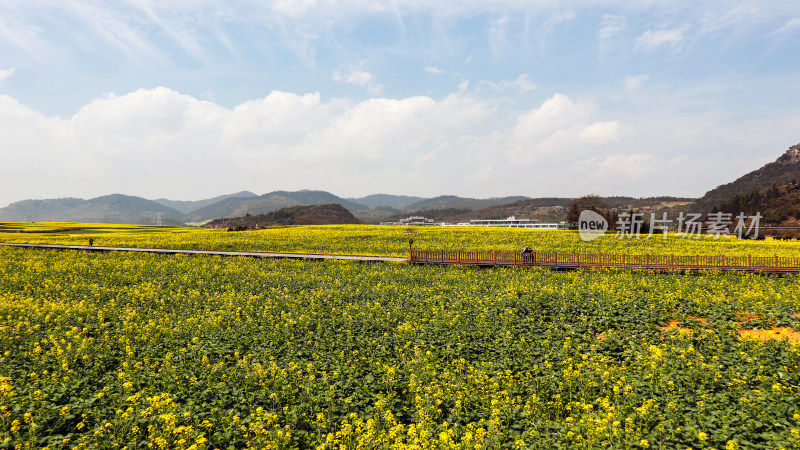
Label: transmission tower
xmin=153 ymin=212 xmax=164 ymax=226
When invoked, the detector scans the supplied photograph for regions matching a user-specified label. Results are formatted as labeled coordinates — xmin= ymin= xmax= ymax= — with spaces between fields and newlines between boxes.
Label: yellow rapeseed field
xmin=1 ymin=223 xmax=800 ymax=448
xmin=2 ymin=222 xmax=800 ymax=258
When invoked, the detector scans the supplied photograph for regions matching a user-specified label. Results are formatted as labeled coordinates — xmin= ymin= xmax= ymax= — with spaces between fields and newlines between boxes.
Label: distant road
xmin=0 ymin=242 xmax=407 ymax=263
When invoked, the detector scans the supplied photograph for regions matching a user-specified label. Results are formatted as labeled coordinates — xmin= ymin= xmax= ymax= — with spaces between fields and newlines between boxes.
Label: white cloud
xmin=592 ymin=153 xmax=653 ymax=177
xmin=481 ymin=74 xmax=537 ymax=92
xmin=333 ymin=63 xmax=383 ymax=95
xmin=424 ymin=66 xmax=444 ymax=74
xmin=598 ymin=14 xmax=626 ymax=39
xmin=513 ymin=94 xmax=594 ymax=142
xmin=508 ymin=94 xmax=602 ymax=165
xmin=0 ymin=68 xmax=15 ymax=85
xmin=635 ymin=28 xmax=685 ymax=50
xmin=624 ymin=74 xmax=649 ymax=92
xmin=580 ymin=121 xmax=623 ymax=145
xmin=333 ymin=64 xmax=374 ymax=86
xmin=0 ymin=87 xmax=629 ymax=204
xmin=0 ymin=87 xmax=498 ymax=204
xmin=544 ymin=11 xmax=575 ymax=27
xmin=2 ymin=84 xmax=799 ymax=205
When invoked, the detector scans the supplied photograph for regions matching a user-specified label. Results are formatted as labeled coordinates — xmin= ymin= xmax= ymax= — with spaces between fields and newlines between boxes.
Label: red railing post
xmin=533 ymin=251 xmax=536 ymax=266
xmin=671 ymin=254 xmax=674 ymax=269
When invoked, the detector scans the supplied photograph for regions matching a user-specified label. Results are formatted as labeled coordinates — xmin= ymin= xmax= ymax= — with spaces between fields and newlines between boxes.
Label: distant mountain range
xmin=153 ymin=191 xmax=258 ymax=214
xmin=0 ymin=194 xmax=185 ymax=225
xmin=0 ymin=190 xmax=534 ymax=225
xmin=2 ymin=141 xmax=797 ymax=226
xmin=345 ymin=194 xmax=424 ymax=209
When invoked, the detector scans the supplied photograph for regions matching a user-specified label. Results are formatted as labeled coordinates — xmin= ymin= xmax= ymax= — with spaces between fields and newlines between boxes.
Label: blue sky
xmin=1 ymin=1 xmax=800 ymax=206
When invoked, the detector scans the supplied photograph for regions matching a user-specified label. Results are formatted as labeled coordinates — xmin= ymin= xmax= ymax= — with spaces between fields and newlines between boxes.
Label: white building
xmin=380 ymin=216 xmax=437 ymax=226
xmin=381 ymin=215 xmax=568 ymax=229
xmin=465 ymin=216 xmax=568 ymax=229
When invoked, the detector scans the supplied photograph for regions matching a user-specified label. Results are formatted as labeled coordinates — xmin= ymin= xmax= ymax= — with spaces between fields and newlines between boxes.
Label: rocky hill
xmin=203 ymin=203 xmax=362 ymax=228
xmin=693 ymin=143 xmax=800 ymax=212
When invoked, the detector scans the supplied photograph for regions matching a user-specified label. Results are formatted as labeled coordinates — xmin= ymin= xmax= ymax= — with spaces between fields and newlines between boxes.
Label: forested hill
xmin=203 ymin=203 xmax=362 ymax=228
xmin=693 ymin=143 xmax=800 ymax=212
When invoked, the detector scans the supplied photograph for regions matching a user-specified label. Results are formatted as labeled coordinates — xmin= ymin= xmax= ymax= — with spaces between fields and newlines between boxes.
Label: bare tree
xmin=566 ymin=195 xmax=618 ymax=229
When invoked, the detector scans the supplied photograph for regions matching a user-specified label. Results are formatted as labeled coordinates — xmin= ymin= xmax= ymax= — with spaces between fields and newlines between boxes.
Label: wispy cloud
xmin=424 ymin=66 xmax=444 ymax=75
xmin=635 ymin=28 xmax=686 ymax=50
xmin=598 ymin=14 xmax=626 ymax=39
xmin=488 ymin=16 xmax=509 ymax=55
xmin=772 ymin=17 xmax=800 ymax=36
xmin=480 ymin=74 xmax=536 ymax=92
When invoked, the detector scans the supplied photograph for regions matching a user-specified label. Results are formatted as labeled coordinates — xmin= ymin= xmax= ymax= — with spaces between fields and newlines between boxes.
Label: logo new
xmin=578 ymin=210 xmax=608 ymax=242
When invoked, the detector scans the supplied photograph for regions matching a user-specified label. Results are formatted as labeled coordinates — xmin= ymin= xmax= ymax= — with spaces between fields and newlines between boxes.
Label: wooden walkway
xmin=0 ymin=243 xmax=407 ymax=263
xmin=409 ymin=249 xmax=800 ymax=273
xmin=3 ymin=243 xmax=800 ymax=274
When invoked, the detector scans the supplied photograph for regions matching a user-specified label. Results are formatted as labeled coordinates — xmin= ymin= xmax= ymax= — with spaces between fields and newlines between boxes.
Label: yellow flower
xmin=698 ymin=431 xmax=708 ymax=441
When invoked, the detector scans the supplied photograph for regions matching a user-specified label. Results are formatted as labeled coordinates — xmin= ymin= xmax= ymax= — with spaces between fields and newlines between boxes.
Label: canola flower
xmin=0 ymin=239 xmax=799 ymax=448
xmin=2 ymin=221 xmax=800 ymax=258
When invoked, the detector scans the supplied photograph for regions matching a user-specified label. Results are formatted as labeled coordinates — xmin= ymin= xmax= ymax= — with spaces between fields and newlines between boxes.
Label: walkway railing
xmin=409 ymin=249 xmax=800 ymax=273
